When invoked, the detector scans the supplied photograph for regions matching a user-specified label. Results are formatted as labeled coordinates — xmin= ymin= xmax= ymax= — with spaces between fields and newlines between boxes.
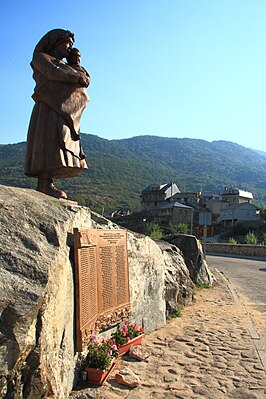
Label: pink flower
xmin=126 ymin=337 xmax=131 ymax=341
xmin=140 ymin=327 xmax=144 ymax=333
xmin=124 ymin=319 xmax=129 ymax=325
xmin=108 ymin=350 xmax=112 ymax=356
xmin=133 ymin=323 xmax=138 ymax=329
xmin=122 ymin=325 xmax=128 ymax=332
xmin=101 ymin=337 xmax=107 ymax=343
xmin=112 ymin=344 xmax=117 ymax=350
xmin=122 ymin=332 xmax=127 ymax=337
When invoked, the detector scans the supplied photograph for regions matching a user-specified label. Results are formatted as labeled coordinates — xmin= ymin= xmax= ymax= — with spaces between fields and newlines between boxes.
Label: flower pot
xmin=118 ymin=334 xmax=144 ymax=356
xmin=85 ymin=359 xmax=116 ymax=385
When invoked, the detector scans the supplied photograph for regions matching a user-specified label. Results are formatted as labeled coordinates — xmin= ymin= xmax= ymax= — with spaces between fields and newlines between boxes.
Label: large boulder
xmin=154 ymin=239 xmax=194 ymax=312
xmin=126 ymin=233 xmax=166 ymax=333
xmin=0 ymin=185 xmax=207 ymax=399
xmin=0 ymin=185 xmax=93 ymax=399
xmin=163 ymin=234 xmax=214 ymax=285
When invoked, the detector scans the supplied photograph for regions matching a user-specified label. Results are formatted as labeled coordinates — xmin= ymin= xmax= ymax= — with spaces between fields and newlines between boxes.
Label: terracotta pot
xmin=85 ymin=359 xmax=116 ymax=385
xmin=118 ymin=334 xmax=144 ymax=356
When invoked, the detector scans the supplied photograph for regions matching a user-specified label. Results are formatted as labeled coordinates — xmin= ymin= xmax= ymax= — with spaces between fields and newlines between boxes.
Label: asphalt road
xmin=207 ymin=255 xmax=266 ymax=314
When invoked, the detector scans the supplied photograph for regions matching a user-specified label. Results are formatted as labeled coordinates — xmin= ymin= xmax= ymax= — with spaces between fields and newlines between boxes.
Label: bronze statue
xmin=25 ymin=29 xmax=90 ymax=199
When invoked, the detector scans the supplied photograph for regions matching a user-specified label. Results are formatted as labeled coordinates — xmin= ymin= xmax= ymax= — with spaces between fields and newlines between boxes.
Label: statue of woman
xmin=24 ymin=29 xmax=90 ymax=199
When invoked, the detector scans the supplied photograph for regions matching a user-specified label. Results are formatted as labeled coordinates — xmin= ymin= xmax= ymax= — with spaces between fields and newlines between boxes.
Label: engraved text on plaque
xmin=74 ymin=228 xmax=130 ymax=351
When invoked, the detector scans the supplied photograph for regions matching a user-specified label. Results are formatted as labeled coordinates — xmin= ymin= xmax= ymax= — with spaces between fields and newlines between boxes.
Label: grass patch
xmin=196 ymin=282 xmax=211 ymax=289
xmin=166 ymin=306 xmax=183 ymax=319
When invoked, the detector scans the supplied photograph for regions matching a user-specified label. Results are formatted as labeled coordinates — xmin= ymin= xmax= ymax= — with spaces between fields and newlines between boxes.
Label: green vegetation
xmin=166 ymin=306 xmax=183 ymax=319
xmin=245 ymin=231 xmax=257 ymax=245
xmin=0 ymin=134 xmax=266 ymax=212
xmin=261 ymin=233 xmax=266 ymax=245
xmin=165 ymin=223 xmax=189 ymax=235
xmin=220 ymin=222 xmax=259 ymax=243
xmin=177 ymin=223 xmax=189 ymax=234
xmin=145 ymin=223 xmax=163 ymax=239
xmin=228 ymin=237 xmax=237 ymax=244
xmin=196 ymin=282 xmax=211 ymax=289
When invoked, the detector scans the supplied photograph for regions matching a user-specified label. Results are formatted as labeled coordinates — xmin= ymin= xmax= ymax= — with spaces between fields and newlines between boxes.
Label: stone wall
xmin=0 ymin=185 xmax=212 ymax=399
xmin=206 ymin=243 xmax=266 ymax=258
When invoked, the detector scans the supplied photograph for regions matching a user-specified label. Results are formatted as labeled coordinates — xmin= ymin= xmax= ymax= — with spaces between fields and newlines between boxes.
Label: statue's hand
xmin=79 ymin=74 xmax=90 ymax=87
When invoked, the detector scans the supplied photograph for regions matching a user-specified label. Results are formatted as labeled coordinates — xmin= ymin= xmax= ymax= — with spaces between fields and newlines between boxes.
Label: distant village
xmin=139 ymin=183 xmax=261 ymax=238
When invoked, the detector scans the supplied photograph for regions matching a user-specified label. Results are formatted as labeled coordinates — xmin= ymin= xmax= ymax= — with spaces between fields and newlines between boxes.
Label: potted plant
xmin=85 ymin=335 xmax=119 ymax=385
xmin=111 ymin=320 xmax=145 ymax=356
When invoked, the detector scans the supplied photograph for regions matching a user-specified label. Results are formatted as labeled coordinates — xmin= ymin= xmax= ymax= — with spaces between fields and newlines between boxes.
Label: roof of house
xmin=222 ymin=188 xmax=253 ymax=199
xmin=142 ymin=182 xmax=180 ymax=195
xmin=155 ymin=201 xmax=193 ymax=210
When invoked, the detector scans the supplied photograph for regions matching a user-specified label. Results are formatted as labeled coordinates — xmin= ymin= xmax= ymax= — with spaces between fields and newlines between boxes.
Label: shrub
xmin=177 ymin=223 xmax=189 ymax=234
xmin=261 ymin=232 xmax=266 ymax=245
xmin=146 ymin=223 xmax=163 ymax=238
xmin=228 ymin=237 xmax=237 ymax=244
xmin=245 ymin=231 xmax=257 ymax=245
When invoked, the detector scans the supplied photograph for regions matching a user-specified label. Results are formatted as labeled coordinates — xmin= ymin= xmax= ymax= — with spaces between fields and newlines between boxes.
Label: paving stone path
xmin=71 ymin=270 xmax=266 ymax=399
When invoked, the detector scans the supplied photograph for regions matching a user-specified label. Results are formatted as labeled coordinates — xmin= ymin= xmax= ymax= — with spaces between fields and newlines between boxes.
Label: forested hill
xmin=0 ymin=134 xmax=266 ymax=212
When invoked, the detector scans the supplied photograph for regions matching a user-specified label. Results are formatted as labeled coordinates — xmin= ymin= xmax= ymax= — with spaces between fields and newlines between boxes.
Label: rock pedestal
xmin=0 ymin=185 xmax=212 ymax=399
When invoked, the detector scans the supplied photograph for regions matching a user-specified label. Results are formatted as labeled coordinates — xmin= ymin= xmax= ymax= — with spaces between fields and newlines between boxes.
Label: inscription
xmin=80 ymin=246 xmax=98 ymax=325
xmin=99 ymin=246 xmax=114 ymax=310
xmin=98 ymin=230 xmax=125 ymax=246
xmin=115 ymin=245 xmax=126 ymax=304
xmin=74 ymin=228 xmax=130 ymax=351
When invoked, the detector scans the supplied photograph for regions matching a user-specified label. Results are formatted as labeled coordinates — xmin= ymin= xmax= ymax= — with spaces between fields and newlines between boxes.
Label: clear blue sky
xmin=1 ymin=0 xmax=266 ymax=151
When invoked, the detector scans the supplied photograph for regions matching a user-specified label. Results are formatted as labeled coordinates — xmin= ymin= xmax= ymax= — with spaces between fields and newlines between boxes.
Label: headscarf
xmin=33 ymin=29 xmax=75 ymax=55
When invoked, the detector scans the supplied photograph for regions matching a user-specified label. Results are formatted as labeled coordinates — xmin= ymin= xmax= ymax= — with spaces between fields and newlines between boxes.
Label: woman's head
xmin=33 ymin=29 xmax=75 ymax=59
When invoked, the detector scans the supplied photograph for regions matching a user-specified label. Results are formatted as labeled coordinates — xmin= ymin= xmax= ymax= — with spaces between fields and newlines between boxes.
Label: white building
xmin=221 ymin=187 xmax=253 ymax=205
xmin=220 ymin=203 xmax=259 ymax=227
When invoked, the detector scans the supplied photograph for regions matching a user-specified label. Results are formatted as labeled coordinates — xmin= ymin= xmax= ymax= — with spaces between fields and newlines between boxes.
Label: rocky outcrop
xmin=126 ymin=233 xmax=166 ymax=333
xmin=0 ymin=185 xmax=212 ymax=399
xmin=163 ymin=234 xmax=214 ymax=285
xmin=154 ymin=239 xmax=194 ymax=313
xmin=0 ymin=186 xmax=93 ymax=399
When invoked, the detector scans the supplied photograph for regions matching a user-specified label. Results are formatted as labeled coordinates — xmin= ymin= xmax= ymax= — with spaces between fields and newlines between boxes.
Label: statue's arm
xmin=79 ymin=69 xmax=90 ymax=87
xmin=32 ymin=52 xmax=81 ymax=83
xmin=81 ymin=67 xmax=91 ymax=87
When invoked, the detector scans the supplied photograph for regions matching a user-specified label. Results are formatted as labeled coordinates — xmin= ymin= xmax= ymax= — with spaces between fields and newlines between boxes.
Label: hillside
xmin=0 ymin=134 xmax=266 ymax=211
xmin=252 ymin=148 xmax=266 ymax=158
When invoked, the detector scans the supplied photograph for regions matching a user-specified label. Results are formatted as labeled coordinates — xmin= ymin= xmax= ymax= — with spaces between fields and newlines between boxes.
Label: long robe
xmin=25 ymin=52 xmax=89 ymax=179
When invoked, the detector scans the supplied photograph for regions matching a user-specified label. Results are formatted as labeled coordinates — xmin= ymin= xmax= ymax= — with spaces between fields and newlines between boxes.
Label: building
xmin=201 ymin=188 xmax=254 ymax=216
xmin=140 ymin=183 xmax=180 ymax=210
xmin=152 ymin=201 xmax=193 ymax=225
xmin=221 ymin=187 xmax=253 ymax=205
xmin=140 ymin=183 xmax=257 ymax=231
xmin=202 ymin=196 xmax=228 ymax=216
xmin=220 ymin=203 xmax=259 ymax=227
xmin=170 ymin=191 xmax=201 ymax=208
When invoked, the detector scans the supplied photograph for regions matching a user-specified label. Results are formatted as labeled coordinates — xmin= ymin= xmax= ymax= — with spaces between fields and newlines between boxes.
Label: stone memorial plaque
xmin=74 ymin=228 xmax=131 ymax=351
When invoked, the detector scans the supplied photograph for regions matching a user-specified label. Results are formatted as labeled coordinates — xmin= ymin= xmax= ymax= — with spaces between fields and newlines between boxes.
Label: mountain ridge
xmin=0 ymin=134 xmax=265 ymax=211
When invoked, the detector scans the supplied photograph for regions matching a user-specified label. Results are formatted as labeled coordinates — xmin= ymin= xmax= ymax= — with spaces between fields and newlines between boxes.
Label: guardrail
xmin=206 ymin=243 xmax=266 ymax=258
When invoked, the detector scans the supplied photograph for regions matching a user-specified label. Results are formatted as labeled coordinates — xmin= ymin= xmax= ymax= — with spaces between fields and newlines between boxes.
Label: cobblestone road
xmin=207 ymin=255 xmax=266 ymax=350
xmin=72 ymin=269 xmax=266 ymax=399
